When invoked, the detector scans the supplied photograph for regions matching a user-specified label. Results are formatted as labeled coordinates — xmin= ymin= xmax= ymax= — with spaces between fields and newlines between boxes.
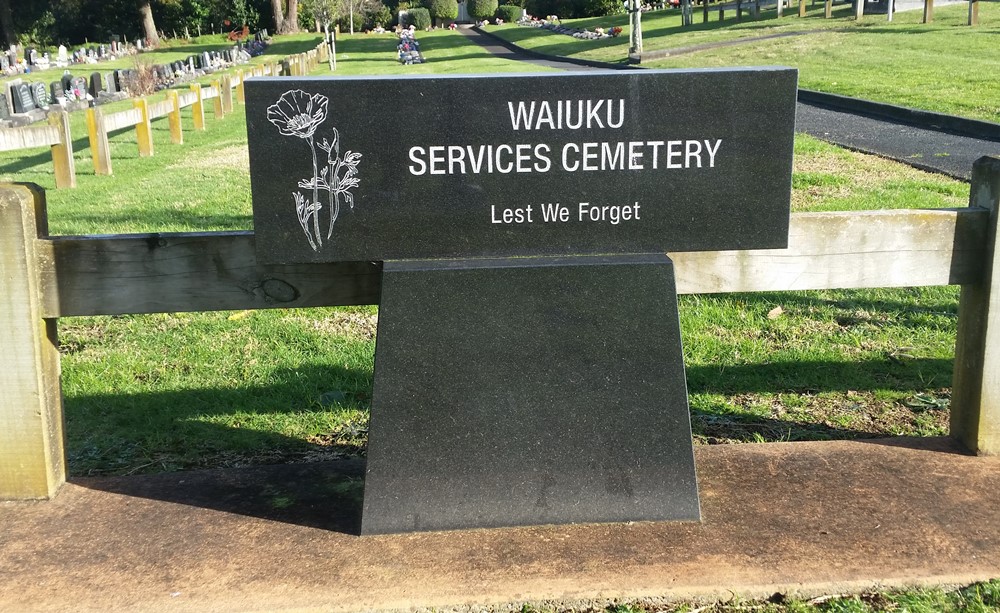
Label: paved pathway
xmin=462 ymin=26 xmax=1000 ymax=180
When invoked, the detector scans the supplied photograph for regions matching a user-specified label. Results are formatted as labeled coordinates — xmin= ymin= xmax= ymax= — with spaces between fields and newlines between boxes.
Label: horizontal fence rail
xmin=36 ymin=208 xmax=988 ymax=318
xmin=3 ymin=151 xmax=997 ymax=500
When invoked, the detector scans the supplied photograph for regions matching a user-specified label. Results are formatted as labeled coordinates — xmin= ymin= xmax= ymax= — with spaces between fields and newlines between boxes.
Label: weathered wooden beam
xmin=969 ymin=0 xmax=978 ymax=25
xmin=672 ymin=208 xmax=986 ymax=294
xmin=48 ymin=112 xmax=75 ymax=189
xmin=167 ymin=90 xmax=183 ymax=145
xmin=86 ymin=107 xmax=112 ymax=176
xmin=210 ymin=82 xmax=224 ymax=119
xmin=37 ymin=232 xmax=382 ymax=317
xmin=34 ymin=208 xmax=986 ymax=318
xmin=0 ymin=124 xmax=60 ymax=152
xmin=221 ymin=75 xmax=234 ymax=114
xmin=952 ymin=156 xmax=1000 ymax=455
xmin=236 ymin=70 xmax=246 ymax=104
xmin=189 ymin=84 xmax=205 ymax=130
xmin=923 ymin=0 xmax=933 ymax=21
xmin=104 ymin=107 xmax=142 ymax=133
xmin=177 ymin=90 xmax=197 ymax=108
xmin=0 ymin=185 xmax=65 ymax=500
xmin=133 ymin=98 xmax=153 ymax=157
xmin=147 ymin=98 xmax=174 ymax=120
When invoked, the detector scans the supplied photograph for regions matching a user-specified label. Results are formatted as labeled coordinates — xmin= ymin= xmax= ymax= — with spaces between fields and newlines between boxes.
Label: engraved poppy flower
xmin=267 ymin=90 xmax=329 ymax=140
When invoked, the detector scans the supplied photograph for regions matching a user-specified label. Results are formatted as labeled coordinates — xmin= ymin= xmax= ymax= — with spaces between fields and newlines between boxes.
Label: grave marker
xmin=30 ymin=82 xmax=49 ymax=108
xmin=246 ymin=70 xmax=798 ymax=534
xmin=61 ymin=73 xmax=73 ymax=92
xmin=0 ymin=93 xmax=10 ymax=120
xmin=69 ymin=77 xmax=88 ymax=97
xmin=49 ymin=81 xmax=65 ymax=102
xmin=12 ymin=83 xmax=35 ymax=113
xmin=89 ymin=72 xmax=105 ymax=97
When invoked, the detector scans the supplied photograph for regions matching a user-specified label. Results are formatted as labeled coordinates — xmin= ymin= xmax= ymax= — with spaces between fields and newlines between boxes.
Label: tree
xmin=272 ymin=0 xmax=285 ymax=31
xmin=139 ymin=0 xmax=160 ymax=45
xmin=280 ymin=0 xmax=300 ymax=31
xmin=424 ymin=0 xmax=457 ymax=23
xmin=467 ymin=0 xmax=497 ymax=19
xmin=0 ymin=0 xmax=14 ymax=48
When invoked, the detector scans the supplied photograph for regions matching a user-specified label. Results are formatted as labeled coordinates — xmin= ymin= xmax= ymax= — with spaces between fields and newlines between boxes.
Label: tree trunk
xmin=0 ymin=0 xmax=14 ymax=49
xmin=271 ymin=0 xmax=285 ymax=33
xmin=280 ymin=0 xmax=300 ymax=32
xmin=139 ymin=1 xmax=160 ymax=46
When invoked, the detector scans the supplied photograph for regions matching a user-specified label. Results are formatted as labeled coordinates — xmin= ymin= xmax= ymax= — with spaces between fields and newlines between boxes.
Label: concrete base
xmin=1 ymin=437 xmax=998 ymax=612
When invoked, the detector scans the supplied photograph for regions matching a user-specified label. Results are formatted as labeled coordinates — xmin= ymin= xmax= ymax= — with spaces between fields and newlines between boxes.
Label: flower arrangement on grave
xmin=610 ymin=26 xmax=623 ymax=36
xmin=268 ymin=90 xmax=363 ymax=252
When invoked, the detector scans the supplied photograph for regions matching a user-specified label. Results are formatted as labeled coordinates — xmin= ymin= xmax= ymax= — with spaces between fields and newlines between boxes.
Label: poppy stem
xmin=308 ymin=136 xmax=321 ymax=248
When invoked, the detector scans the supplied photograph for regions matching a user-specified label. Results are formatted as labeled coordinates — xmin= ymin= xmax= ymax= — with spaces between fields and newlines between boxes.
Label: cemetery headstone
xmin=30 ymin=81 xmax=49 ymax=108
xmin=12 ymin=83 xmax=36 ymax=113
xmin=49 ymin=81 xmax=65 ymax=102
xmin=26 ymin=48 xmax=37 ymax=64
xmin=201 ymin=52 xmax=211 ymax=69
xmin=61 ymin=73 xmax=74 ymax=92
xmin=0 ymin=93 xmax=10 ymax=120
xmin=57 ymin=45 xmax=68 ymax=64
xmin=69 ymin=76 xmax=88 ymax=97
xmin=89 ymin=72 xmax=105 ymax=97
xmin=0 ymin=54 xmax=9 ymax=71
xmin=245 ymin=69 xmax=797 ymax=534
xmin=105 ymin=72 xmax=117 ymax=93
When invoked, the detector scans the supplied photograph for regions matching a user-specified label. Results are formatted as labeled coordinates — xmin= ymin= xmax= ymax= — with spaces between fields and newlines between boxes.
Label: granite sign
xmin=246 ymin=70 xmax=797 ymax=535
xmin=246 ymin=69 xmax=797 ymax=264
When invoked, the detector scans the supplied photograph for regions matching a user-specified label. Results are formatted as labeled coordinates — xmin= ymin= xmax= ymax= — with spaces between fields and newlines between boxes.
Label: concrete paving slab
xmin=2 ymin=437 xmax=998 ymax=612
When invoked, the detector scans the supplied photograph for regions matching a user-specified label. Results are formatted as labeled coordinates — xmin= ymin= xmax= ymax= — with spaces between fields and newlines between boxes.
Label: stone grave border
xmin=0 ymin=155 xmax=998 ymax=500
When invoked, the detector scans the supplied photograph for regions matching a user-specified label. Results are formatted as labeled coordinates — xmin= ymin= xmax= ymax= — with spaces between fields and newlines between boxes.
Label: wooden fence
xmin=1 ymin=155 xmax=997 ymax=501
xmin=1 ymin=43 xmax=326 ymax=184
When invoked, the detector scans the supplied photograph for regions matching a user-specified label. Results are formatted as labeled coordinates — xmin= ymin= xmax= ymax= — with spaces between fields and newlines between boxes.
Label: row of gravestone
xmin=397 ymin=31 xmax=424 ymax=65
xmin=0 ymin=46 xmax=252 ymax=127
xmin=2 ymin=41 xmax=138 ymax=77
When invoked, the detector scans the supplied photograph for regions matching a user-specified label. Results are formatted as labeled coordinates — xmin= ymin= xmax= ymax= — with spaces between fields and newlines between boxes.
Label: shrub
xmin=583 ymin=0 xmax=625 ymax=15
xmin=468 ymin=0 xmax=499 ymax=19
xmin=495 ymin=4 xmax=522 ymax=20
xmin=524 ymin=0 xmax=576 ymax=18
xmin=337 ymin=11 xmax=365 ymax=32
xmin=371 ymin=4 xmax=394 ymax=26
xmin=403 ymin=6 xmax=432 ymax=28
xmin=425 ymin=0 xmax=459 ymax=21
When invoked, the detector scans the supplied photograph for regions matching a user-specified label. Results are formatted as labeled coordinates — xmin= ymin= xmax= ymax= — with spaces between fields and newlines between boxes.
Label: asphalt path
xmin=460 ymin=26 xmax=1000 ymax=180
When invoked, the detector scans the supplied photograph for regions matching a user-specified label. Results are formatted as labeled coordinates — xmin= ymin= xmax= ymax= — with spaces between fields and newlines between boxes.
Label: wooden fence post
xmin=952 ymin=156 xmax=1000 ymax=456
xmin=211 ymin=80 xmax=224 ymax=119
xmin=855 ymin=0 xmax=864 ymax=18
xmin=968 ymin=0 xmax=978 ymax=24
xmin=825 ymin=0 xmax=832 ymax=17
xmin=799 ymin=0 xmax=806 ymax=16
xmin=236 ymin=70 xmax=246 ymax=104
xmin=0 ymin=184 xmax=65 ymax=500
xmin=777 ymin=0 xmax=784 ymax=17
xmin=221 ymin=75 xmax=234 ymax=114
xmin=47 ymin=112 xmax=75 ymax=189
xmin=167 ymin=90 xmax=183 ymax=145
xmin=923 ymin=0 xmax=932 ymax=21
xmin=190 ymin=84 xmax=205 ymax=130
xmin=85 ymin=107 xmax=112 ymax=175
xmin=133 ymin=97 xmax=153 ymax=157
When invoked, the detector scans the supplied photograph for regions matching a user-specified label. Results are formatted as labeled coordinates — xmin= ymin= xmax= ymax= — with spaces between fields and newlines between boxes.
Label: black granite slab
xmin=13 ymin=84 xmax=35 ymax=113
xmin=30 ymin=82 xmax=48 ymax=108
xmin=50 ymin=81 xmax=64 ymax=101
xmin=89 ymin=72 xmax=105 ymax=97
xmin=361 ymin=253 xmax=700 ymax=534
xmin=61 ymin=73 xmax=73 ymax=92
xmin=246 ymin=69 xmax=797 ymax=264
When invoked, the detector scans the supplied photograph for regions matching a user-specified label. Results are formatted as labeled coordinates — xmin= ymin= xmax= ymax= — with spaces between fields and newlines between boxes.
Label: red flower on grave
xmin=267 ymin=90 xmax=329 ymax=140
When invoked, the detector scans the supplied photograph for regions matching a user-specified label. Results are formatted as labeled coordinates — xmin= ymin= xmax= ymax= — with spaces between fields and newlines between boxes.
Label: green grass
xmin=487 ymin=1 xmax=1000 ymax=122
xmin=2 ymin=28 xmax=995 ymax=613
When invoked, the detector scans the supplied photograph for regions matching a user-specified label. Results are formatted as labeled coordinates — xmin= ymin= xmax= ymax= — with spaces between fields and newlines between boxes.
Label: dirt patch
xmin=288 ymin=310 xmax=379 ymax=341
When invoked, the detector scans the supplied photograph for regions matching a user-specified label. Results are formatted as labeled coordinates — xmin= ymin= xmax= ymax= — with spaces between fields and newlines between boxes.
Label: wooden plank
xmin=0 ymin=125 xmax=60 ymax=152
xmin=211 ymin=81 xmax=224 ymax=119
xmin=147 ymin=99 xmax=174 ymax=120
xmin=167 ymin=90 xmax=183 ymax=145
xmin=134 ymin=98 xmax=153 ymax=157
xmin=37 ymin=232 xmax=382 ymax=317
xmin=0 ymin=184 xmax=65 ymax=500
xmin=104 ymin=108 xmax=142 ymax=132
xmin=202 ymin=86 xmax=219 ymax=100
xmin=189 ymin=84 xmax=205 ymax=131
xmin=35 ymin=208 xmax=987 ymax=318
xmin=48 ymin=112 xmax=75 ymax=189
xmin=177 ymin=91 xmax=197 ymax=108
xmin=86 ymin=107 xmax=112 ymax=176
xmin=671 ymin=208 xmax=987 ymax=294
xmin=952 ymin=156 xmax=1000 ymax=455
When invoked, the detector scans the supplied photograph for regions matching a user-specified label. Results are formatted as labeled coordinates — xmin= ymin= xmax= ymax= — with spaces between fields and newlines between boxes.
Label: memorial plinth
xmin=246 ymin=69 xmax=797 ymax=534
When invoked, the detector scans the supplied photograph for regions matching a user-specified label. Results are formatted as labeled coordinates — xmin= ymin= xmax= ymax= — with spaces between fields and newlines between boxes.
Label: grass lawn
xmin=2 ymin=29 xmax=998 ymax=612
xmin=486 ymin=1 xmax=1000 ymax=122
